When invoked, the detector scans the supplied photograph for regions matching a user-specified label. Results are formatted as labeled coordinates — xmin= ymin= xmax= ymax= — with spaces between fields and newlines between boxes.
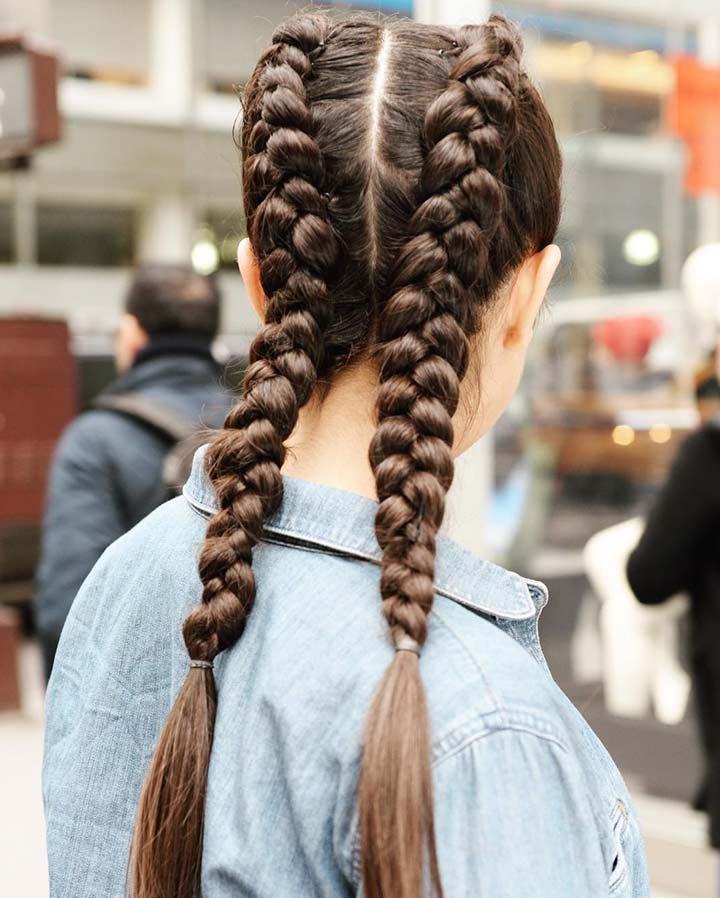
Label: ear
xmin=504 ymin=244 xmax=561 ymax=349
xmin=115 ymin=313 xmax=149 ymax=371
xmin=237 ymin=237 xmax=267 ymax=322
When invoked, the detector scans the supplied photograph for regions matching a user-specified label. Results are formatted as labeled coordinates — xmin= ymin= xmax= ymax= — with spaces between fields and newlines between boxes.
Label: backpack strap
xmin=92 ymin=393 xmax=197 ymax=444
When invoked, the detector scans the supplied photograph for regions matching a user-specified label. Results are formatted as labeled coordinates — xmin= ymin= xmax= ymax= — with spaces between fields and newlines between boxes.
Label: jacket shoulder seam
xmin=347 ymin=714 xmax=570 ymax=886
xmin=432 ymin=712 xmax=570 ymax=768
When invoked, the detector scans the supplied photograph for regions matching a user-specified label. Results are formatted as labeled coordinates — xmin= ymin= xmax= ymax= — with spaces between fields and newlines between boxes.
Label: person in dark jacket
xmin=35 ymin=264 xmax=230 ymax=677
xmin=627 ymin=419 xmax=720 ymax=851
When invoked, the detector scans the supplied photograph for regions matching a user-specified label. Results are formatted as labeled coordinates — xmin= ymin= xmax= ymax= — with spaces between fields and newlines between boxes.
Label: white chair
xmin=577 ymin=518 xmax=691 ymax=725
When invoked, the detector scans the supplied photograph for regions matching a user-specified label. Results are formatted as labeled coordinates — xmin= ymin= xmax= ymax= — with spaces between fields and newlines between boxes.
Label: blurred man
xmin=35 ymin=265 xmax=230 ymax=678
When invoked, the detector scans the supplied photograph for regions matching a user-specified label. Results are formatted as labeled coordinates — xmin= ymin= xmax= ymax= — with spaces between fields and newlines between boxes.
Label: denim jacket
xmin=44 ymin=448 xmax=650 ymax=897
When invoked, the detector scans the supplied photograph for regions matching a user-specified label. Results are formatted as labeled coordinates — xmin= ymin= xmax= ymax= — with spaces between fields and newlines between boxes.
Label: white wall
xmin=0 ymin=265 xmax=256 ymax=335
xmin=202 ymin=0 xmax=303 ymax=86
xmin=48 ymin=0 xmax=151 ymax=77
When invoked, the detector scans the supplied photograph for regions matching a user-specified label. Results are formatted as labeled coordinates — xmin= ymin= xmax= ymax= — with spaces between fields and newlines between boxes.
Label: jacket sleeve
xmin=35 ymin=413 xmax=128 ymax=648
xmin=419 ymin=728 xmax=614 ymax=898
xmin=627 ymin=428 xmax=720 ymax=605
xmin=43 ymin=536 xmax=174 ymax=898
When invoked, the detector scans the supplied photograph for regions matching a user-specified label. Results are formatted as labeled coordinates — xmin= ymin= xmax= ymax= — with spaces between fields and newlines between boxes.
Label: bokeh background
xmin=2 ymin=1 xmax=720 ymax=895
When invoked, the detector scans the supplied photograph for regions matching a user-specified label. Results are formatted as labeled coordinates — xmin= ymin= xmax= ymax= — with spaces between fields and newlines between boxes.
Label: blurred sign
xmin=0 ymin=36 xmax=60 ymax=164
xmin=668 ymin=56 xmax=720 ymax=195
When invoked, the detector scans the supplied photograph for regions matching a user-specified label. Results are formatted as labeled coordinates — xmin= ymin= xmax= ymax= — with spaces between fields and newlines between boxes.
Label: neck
xmin=282 ymin=362 xmax=379 ymax=499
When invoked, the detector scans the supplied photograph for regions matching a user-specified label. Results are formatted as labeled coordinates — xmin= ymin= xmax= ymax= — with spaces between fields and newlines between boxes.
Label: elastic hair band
xmin=190 ymin=660 xmax=214 ymax=670
xmin=395 ymin=635 xmax=421 ymax=656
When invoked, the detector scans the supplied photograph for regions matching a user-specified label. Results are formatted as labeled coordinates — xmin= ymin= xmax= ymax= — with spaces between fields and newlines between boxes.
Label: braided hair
xmin=130 ymin=16 xmax=339 ymax=898
xmin=130 ymin=13 xmax=561 ymax=898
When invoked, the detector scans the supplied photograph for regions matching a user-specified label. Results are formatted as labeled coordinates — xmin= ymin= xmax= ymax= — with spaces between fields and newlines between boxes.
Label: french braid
xmin=129 ymin=16 xmax=339 ymax=898
xmin=359 ymin=18 xmax=525 ymax=898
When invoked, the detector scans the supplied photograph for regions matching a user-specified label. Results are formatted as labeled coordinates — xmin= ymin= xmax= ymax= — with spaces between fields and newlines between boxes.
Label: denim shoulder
xmin=47 ymin=495 xmax=205 ymax=700
xmin=404 ymin=595 xmax=650 ymax=898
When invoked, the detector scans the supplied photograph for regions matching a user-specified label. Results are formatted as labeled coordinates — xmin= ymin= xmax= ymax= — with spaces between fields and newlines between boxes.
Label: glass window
xmin=530 ymin=41 xmax=671 ymax=138
xmin=0 ymin=203 xmax=14 ymax=263
xmin=50 ymin=0 xmax=150 ymax=85
xmin=37 ymin=205 xmax=137 ymax=266
xmin=201 ymin=0 xmax=413 ymax=93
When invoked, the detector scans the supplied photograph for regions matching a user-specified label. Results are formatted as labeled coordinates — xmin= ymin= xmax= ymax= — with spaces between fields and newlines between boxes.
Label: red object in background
xmin=668 ymin=56 xmax=720 ymax=195
xmin=0 ymin=318 xmax=78 ymax=524
xmin=592 ymin=315 xmax=664 ymax=363
xmin=0 ymin=607 xmax=20 ymax=710
xmin=0 ymin=36 xmax=61 ymax=164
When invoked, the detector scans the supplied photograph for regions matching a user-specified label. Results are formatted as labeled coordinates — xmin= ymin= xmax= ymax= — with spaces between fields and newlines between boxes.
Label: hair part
xmin=129 ymin=12 xmax=561 ymax=898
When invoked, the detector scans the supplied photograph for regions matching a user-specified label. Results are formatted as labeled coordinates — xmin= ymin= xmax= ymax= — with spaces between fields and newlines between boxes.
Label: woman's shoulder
xmin=422 ymin=592 xmax=570 ymax=756
xmin=51 ymin=495 xmax=206 ymax=695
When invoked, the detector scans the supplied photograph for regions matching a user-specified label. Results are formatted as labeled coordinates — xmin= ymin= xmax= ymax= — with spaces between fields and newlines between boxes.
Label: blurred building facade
xmin=0 ymin=0 xmax=717 ymax=340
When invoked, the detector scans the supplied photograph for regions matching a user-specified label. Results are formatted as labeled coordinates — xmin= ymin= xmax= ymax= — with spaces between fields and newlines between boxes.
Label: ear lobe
xmin=237 ymin=237 xmax=267 ymax=322
xmin=504 ymin=245 xmax=561 ymax=349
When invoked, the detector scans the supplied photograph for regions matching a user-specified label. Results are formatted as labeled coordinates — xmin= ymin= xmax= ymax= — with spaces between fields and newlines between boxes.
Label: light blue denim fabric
xmin=44 ymin=448 xmax=650 ymax=897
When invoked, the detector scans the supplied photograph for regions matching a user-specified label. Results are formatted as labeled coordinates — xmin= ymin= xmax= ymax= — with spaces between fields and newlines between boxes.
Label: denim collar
xmin=183 ymin=447 xmax=538 ymax=621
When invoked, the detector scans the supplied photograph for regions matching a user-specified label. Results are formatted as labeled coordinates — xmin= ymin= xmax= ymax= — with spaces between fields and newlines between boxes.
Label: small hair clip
xmin=190 ymin=659 xmax=214 ymax=670
xmin=395 ymin=635 xmax=421 ymax=656
xmin=309 ymin=39 xmax=327 ymax=62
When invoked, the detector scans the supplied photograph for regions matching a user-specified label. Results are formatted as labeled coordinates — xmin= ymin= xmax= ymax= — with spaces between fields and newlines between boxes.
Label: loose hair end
xmin=359 ymin=651 xmax=443 ymax=898
xmin=129 ymin=668 xmax=217 ymax=898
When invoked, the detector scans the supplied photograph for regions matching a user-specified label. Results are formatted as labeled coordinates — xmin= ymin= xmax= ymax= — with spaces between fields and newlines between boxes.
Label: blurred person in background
xmin=35 ymin=264 xmax=229 ymax=678
xmin=43 ymin=14 xmax=648 ymax=898
xmin=628 ymin=336 xmax=720 ymax=871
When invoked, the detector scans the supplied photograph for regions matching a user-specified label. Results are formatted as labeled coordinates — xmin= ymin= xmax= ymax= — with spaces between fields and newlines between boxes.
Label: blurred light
xmin=191 ymin=238 xmax=219 ymax=275
xmin=612 ymin=425 xmax=635 ymax=446
xmin=623 ymin=229 xmax=660 ymax=267
xmin=649 ymin=424 xmax=672 ymax=444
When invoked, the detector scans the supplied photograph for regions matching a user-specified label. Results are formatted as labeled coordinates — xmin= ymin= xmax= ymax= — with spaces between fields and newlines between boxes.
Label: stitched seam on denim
xmin=431 ymin=703 xmax=568 ymax=761
xmin=182 ymin=483 xmax=215 ymax=515
xmin=433 ymin=720 xmax=570 ymax=770
xmin=264 ymin=526 xmax=530 ymax=618
xmin=259 ymin=523 xmax=534 ymax=621
xmin=524 ymin=577 xmax=550 ymax=610
xmin=185 ymin=493 xmax=214 ymax=521
xmin=429 ymin=607 xmax=500 ymax=714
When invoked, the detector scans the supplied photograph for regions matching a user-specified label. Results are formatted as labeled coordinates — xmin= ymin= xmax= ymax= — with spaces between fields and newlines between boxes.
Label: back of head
xmin=126 ymin=264 xmax=221 ymax=341
xmin=129 ymin=13 xmax=561 ymax=898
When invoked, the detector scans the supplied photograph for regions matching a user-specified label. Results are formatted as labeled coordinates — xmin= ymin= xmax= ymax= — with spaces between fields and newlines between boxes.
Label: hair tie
xmin=190 ymin=659 xmax=214 ymax=670
xmin=395 ymin=635 xmax=421 ymax=656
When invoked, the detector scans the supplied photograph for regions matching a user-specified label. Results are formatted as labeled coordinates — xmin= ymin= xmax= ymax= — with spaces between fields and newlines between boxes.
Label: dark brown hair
xmin=126 ymin=264 xmax=221 ymax=339
xmin=129 ymin=12 xmax=561 ymax=898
